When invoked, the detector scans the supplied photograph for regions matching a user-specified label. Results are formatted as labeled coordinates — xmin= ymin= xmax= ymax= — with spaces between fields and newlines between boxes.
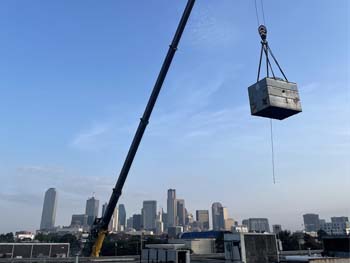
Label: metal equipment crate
xmin=248 ymin=77 xmax=302 ymax=120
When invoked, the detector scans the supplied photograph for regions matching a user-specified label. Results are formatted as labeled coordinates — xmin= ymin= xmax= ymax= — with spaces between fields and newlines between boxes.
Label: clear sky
xmin=0 ymin=0 xmax=349 ymax=233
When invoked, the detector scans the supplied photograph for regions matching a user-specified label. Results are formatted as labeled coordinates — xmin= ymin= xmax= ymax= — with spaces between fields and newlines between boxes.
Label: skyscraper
xmin=86 ymin=196 xmax=99 ymax=226
xmin=40 ymin=188 xmax=57 ymax=230
xmin=303 ymin=214 xmax=320 ymax=232
xmin=118 ymin=204 xmax=126 ymax=230
xmin=219 ymin=207 xmax=229 ymax=230
xmin=101 ymin=202 xmax=108 ymax=217
xmin=133 ymin=214 xmax=142 ymax=231
xmin=143 ymin=200 xmax=157 ymax=230
xmin=167 ymin=189 xmax=177 ymax=227
xmin=111 ymin=206 xmax=118 ymax=232
xmin=177 ymin=199 xmax=186 ymax=226
xmin=212 ymin=202 xmax=223 ymax=230
xmin=196 ymin=210 xmax=209 ymax=230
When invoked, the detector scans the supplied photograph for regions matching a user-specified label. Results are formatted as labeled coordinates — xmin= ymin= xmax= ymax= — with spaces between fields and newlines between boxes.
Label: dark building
xmin=196 ymin=210 xmax=210 ymax=230
xmin=40 ymin=188 xmax=57 ymax=230
xmin=272 ymin=224 xmax=282 ymax=234
xmin=331 ymin=216 xmax=349 ymax=223
xmin=133 ymin=214 xmax=142 ymax=231
xmin=162 ymin=212 xmax=168 ymax=229
xmin=177 ymin=199 xmax=186 ymax=226
xmin=303 ymin=213 xmax=320 ymax=232
xmin=243 ymin=218 xmax=270 ymax=233
xmin=70 ymin=214 xmax=88 ymax=227
xmin=85 ymin=196 xmax=99 ymax=226
xmin=323 ymin=235 xmax=350 ymax=257
xmin=118 ymin=204 xmax=127 ymax=229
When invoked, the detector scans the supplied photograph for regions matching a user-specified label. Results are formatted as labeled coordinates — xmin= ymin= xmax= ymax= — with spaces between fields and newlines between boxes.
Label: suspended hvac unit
xmin=248 ymin=25 xmax=302 ymax=120
xmin=248 ymin=77 xmax=301 ymax=120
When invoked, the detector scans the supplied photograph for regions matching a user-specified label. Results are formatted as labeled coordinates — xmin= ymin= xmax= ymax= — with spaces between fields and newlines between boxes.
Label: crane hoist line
xmin=83 ymin=0 xmax=196 ymax=257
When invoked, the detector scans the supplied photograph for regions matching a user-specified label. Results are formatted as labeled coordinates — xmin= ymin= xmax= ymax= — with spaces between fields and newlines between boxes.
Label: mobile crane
xmin=84 ymin=0 xmax=300 ymax=256
xmin=84 ymin=0 xmax=196 ymax=257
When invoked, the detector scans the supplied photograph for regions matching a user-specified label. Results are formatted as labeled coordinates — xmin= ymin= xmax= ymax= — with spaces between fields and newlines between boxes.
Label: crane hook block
xmin=258 ymin=25 xmax=267 ymax=41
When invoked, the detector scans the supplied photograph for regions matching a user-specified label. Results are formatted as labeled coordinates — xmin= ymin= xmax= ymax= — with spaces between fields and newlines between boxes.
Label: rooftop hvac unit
xmin=248 ymin=77 xmax=302 ymax=120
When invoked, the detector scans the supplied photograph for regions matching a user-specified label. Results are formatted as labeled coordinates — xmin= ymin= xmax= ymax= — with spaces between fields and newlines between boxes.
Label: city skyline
xmin=3 ymin=186 xmax=349 ymax=235
xmin=0 ymin=0 xmax=349 ymax=233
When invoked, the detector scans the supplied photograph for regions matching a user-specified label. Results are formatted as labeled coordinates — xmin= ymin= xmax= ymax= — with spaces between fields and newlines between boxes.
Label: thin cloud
xmin=17 ymin=165 xmax=64 ymax=174
xmin=70 ymin=123 xmax=110 ymax=150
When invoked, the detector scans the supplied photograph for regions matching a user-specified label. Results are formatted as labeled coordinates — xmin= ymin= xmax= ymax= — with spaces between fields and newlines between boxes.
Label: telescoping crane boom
xmin=84 ymin=0 xmax=196 ymax=257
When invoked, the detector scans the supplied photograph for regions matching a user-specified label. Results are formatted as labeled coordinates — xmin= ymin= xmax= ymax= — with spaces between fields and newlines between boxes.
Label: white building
xmin=169 ymin=239 xmax=216 ymax=254
xmin=15 ymin=231 xmax=35 ymax=241
xmin=320 ymin=221 xmax=350 ymax=235
xmin=232 ymin=225 xmax=249 ymax=233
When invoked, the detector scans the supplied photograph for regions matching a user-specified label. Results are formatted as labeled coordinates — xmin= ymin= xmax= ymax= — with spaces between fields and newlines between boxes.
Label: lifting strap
xmin=256 ymin=25 xmax=289 ymax=82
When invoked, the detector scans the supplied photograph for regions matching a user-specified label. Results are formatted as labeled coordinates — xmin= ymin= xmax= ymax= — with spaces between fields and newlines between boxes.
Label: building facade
xmin=196 ymin=210 xmax=209 ymax=230
xmin=177 ymin=199 xmax=186 ymax=227
xmin=272 ymin=224 xmax=282 ymax=234
xmin=320 ymin=217 xmax=350 ymax=235
xmin=133 ymin=214 xmax=142 ymax=231
xmin=303 ymin=213 xmax=320 ymax=232
xmin=167 ymin=189 xmax=177 ymax=228
xmin=71 ymin=214 xmax=88 ymax=227
xmin=85 ymin=196 xmax=99 ymax=226
xmin=40 ymin=188 xmax=57 ymax=230
xmin=143 ymin=201 xmax=157 ymax=231
xmin=118 ymin=204 xmax=126 ymax=230
xmin=243 ymin=218 xmax=270 ymax=233
xmin=212 ymin=202 xmax=223 ymax=230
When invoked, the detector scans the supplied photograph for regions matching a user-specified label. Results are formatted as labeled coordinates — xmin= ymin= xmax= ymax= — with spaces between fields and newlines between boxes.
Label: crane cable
xmin=254 ymin=0 xmax=277 ymax=185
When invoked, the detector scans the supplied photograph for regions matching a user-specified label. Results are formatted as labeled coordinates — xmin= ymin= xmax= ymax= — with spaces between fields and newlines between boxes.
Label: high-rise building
xmin=196 ymin=210 xmax=209 ymax=230
xmin=186 ymin=212 xmax=194 ymax=226
xmin=40 ymin=188 xmax=57 ymax=230
xmin=272 ymin=224 xmax=282 ymax=234
xmin=85 ymin=196 xmax=99 ymax=226
xmin=303 ymin=214 xmax=320 ymax=232
xmin=177 ymin=199 xmax=186 ymax=226
xmin=71 ymin=214 xmax=88 ymax=227
xmin=101 ymin=202 xmax=108 ymax=217
xmin=163 ymin=212 xmax=168 ymax=229
xmin=126 ymin=217 xmax=133 ymax=230
xmin=156 ymin=210 xmax=164 ymax=235
xmin=220 ymin=207 xmax=229 ymax=230
xmin=242 ymin=218 xmax=270 ymax=233
xmin=102 ymin=202 xmax=118 ymax=231
xmin=143 ymin=201 xmax=157 ymax=230
xmin=133 ymin=214 xmax=142 ymax=231
xmin=167 ymin=189 xmax=177 ymax=227
xmin=212 ymin=202 xmax=223 ymax=230
xmin=111 ymin=206 xmax=119 ymax=232
xmin=118 ymin=204 xmax=127 ymax=230
xmin=224 ymin=218 xmax=235 ymax=231
xmin=331 ymin=217 xmax=349 ymax=223
xmin=320 ymin=217 xmax=350 ymax=235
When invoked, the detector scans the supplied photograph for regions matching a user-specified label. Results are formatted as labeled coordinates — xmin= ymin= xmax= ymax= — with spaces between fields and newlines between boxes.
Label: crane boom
xmin=85 ymin=0 xmax=196 ymax=257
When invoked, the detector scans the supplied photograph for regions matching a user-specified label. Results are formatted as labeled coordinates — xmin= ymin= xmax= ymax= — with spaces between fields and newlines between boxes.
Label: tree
xmin=278 ymin=230 xmax=299 ymax=250
xmin=0 ymin=233 xmax=14 ymax=243
xmin=303 ymin=233 xmax=322 ymax=250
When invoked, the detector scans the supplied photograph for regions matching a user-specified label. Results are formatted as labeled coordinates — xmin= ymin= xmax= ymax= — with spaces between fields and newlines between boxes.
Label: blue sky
xmin=0 ymin=0 xmax=349 ymax=233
